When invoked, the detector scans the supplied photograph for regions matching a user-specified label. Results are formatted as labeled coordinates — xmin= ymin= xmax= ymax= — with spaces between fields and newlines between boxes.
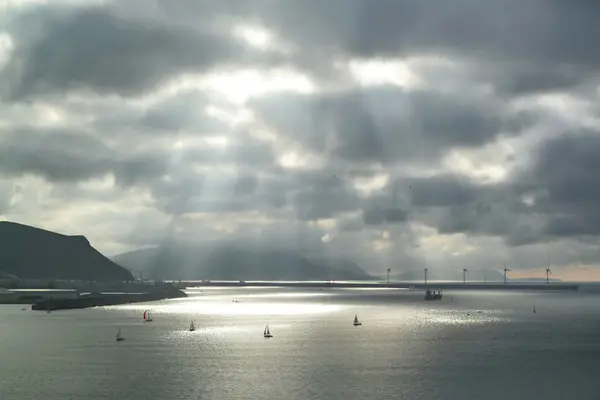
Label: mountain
xmin=0 ymin=221 xmax=134 ymax=282
xmin=305 ymin=257 xmax=371 ymax=280
xmin=112 ymin=244 xmax=374 ymax=281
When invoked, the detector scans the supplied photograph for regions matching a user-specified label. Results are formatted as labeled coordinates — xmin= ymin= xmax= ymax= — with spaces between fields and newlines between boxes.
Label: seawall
xmin=179 ymin=281 xmax=579 ymax=291
xmin=31 ymin=288 xmax=187 ymax=311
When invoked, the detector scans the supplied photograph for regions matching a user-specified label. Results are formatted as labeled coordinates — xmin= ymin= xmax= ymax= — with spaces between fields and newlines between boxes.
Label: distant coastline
xmin=177 ymin=280 xmax=579 ymax=291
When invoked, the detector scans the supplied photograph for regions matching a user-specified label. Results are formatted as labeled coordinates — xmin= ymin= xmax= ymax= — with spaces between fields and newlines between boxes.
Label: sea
xmin=1 ymin=286 xmax=600 ymax=400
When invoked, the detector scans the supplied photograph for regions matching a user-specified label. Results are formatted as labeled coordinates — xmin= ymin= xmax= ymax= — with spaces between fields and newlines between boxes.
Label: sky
xmin=1 ymin=0 xmax=600 ymax=280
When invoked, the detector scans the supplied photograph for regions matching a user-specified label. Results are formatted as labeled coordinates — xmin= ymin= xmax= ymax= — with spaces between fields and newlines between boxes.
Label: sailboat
xmin=116 ymin=326 xmax=125 ymax=342
xmin=143 ymin=310 xmax=153 ymax=322
xmin=533 ymin=305 xmax=537 ymax=314
xmin=263 ymin=325 xmax=273 ymax=338
xmin=353 ymin=314 xmax=362 ymax=326
xmin=189 ymin=320 xmax=195 ymax=332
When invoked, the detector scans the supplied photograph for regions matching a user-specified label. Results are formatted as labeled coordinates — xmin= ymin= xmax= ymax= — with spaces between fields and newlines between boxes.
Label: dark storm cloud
xmin=487 ymin=63 xmax=596 ymax=96
xmin=519 ymin=131 xmax=600 ymax=239
xmin=251 ymin=85 xmax=529 ymax=164
xmin=139 ymin=0 xmax=600 ymax=94
xmin=148 ymin=166 xmax=285 ymax=216
xmin=0 ymin=181 xmax=15 ymax=214
xmin=353 ymin=172 xmax=548 ymax=247
xmin=293 ymin=186 xmax=360 ymax=221
xmin=3 ymin=6 xmax=282 ymax=98
xmin=4 ymin=0 xmax=600 ymax=274
xmin=147 ymin=163 xmax=359 ymax=218
xmin=95 ymin=91 xmax=228 ymax=135
xmin=352 ymin=129 xmax=600 ymax=247
xmin=0 ymin=126 xmax=112 ymax=181
xmin=5 ymin=0 xmax=598 ymax=100
xmin=0 ymin=126 xmax=167 ymax=184
xmin=406 ymin=175 xmax=479 ymax=207
xmin=180 ymin=137 xmax=276 ymax=168
xmin=362 ymin=207 xmax=408 ymax=225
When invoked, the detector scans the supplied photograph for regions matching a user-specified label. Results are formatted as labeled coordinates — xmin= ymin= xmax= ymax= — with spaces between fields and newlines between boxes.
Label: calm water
xmin=1 ymin=287 xmax=600 ymax=399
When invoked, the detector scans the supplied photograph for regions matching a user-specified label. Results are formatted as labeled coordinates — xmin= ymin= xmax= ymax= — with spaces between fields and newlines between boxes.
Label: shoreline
xmin=30 ymin=288 xmax=187 ymax=311
xmin=179 ymin=281 xmax=580 ymax=291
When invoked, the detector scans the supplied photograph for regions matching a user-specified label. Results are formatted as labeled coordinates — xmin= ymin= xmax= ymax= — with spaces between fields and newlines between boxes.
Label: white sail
xmin=116 ymin=326 xmax=124 ymax=341
xmin=264 ymin=324 xmax=272 ymax=337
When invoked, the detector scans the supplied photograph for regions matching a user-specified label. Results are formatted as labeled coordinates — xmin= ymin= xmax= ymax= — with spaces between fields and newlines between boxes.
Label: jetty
xmin=176 ymin=280 xmax=579 ymax=291
xmin=31 ymin=285 xmax=186 ymax=311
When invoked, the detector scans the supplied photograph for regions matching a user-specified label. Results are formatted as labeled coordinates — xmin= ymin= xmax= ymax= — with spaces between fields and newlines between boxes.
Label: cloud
xmin=94 ymin=90 xmax=228 ymax=135
xmin=1 ymin=0 xmax=600 ymax=279
xmin=251 ymin=85 xmax=531 ymax=166
xmin=293 ymin=185 xmax=360 ymax=221
xmin=3 ymin=5 xmax=283 ymax=98
xmin=0 ymin=125 xmax=168 ymax=185
xmin=516 ymin=131 xmax=600 ymax=239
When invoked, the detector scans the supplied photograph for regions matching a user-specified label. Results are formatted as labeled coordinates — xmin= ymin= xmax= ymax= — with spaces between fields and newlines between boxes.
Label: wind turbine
xmin=386 ymin=268 xmax=391 ymax=286
xmin=503 ymin=264 xmax=511 ymax=284
xmin=462 ymin=268 xmax=468 ymax=284
xmin=545 ymin=267 xmax=552 ymax=284
xmin=424 ymin=268 xmax=428 ymax=285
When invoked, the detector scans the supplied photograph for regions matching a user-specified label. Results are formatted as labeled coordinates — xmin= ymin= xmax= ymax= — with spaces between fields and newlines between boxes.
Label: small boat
xmin=116 ymin=326 xmax=125 ymax=342
xmin=263 ymin=325 xmax=273 ymax=338
xmin=143 ymin=310 xmax=153 ymax=322
xmin=189 ymin=320 xmax=195 ymax=332
xmin=353 ymin=314 xmax=362 ymax=326
xmin=424 ymin=289 xmax=443 ymax=300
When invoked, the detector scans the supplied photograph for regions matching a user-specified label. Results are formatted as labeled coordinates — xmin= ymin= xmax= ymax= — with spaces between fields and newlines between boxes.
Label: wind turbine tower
xmin=504 ymin=264 xmax=511 ymax=284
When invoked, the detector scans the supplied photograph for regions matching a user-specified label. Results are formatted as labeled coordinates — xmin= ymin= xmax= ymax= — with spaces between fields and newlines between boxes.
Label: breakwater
xmin=31 ymin=288 xmax=187 ymax=311
xmin=179 ymin=281 xmax=579 ymax=291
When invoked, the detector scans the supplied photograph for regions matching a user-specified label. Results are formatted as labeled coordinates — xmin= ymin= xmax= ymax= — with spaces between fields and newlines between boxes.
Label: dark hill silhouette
xmin=0 ymin=221 xmax=133 ymax=281
xmin=112 ymin=244 xmax=374 ymax=281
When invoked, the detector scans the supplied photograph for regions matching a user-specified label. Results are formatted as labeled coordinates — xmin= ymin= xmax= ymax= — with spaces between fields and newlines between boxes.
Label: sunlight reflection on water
xmin=3 ymin=287 xmax=600 ymax=400
xmin=113 ymin=300 xmax=343 ymax=316
xmin=244 ymin=292 xmax=334 ymax=298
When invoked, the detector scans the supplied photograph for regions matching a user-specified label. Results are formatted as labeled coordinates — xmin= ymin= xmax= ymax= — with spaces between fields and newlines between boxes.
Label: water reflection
xmin=112 ymin=290 xmax=344 ymax=316
xmin=3 ymin=287 xmax=600 ymax=400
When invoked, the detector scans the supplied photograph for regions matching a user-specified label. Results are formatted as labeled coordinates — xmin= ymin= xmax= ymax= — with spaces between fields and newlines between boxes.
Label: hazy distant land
xmin=0 ymin=221 xmax=567 ymax=290
xmin=112 ymin=244 xmax=375 ymax=281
